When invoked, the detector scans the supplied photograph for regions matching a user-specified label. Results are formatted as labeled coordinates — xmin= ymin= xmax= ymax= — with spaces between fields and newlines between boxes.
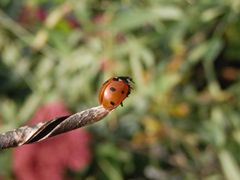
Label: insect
xmin=98 ymin=76 xmax=133 ymax=110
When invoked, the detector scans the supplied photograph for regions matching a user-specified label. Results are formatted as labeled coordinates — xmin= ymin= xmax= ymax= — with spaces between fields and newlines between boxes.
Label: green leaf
xmin=218 ymin=149 xmax=240 ymax=180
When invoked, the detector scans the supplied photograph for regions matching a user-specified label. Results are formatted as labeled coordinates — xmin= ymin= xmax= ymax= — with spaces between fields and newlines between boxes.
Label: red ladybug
xmin=99 ymin=76 xmax=133 ymax=110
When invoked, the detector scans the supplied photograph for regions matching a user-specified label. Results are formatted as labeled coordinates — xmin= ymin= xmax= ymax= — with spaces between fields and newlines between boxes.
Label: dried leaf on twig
xmin=0 ymin=106 xmax=109 ymax=150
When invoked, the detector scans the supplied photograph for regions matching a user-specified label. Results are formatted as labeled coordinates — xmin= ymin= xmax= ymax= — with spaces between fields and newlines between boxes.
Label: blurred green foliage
xmin=0 ymin=0 xmax=240 ymax=179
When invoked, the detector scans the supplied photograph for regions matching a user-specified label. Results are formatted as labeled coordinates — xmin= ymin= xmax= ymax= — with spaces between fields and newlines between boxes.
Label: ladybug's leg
xmin=120 ymin=102 xmax=123 ymax=107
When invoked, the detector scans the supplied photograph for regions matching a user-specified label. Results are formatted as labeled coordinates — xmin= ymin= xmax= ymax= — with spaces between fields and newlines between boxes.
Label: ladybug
xmin=98 ymin=76 xmax=133 ymax=110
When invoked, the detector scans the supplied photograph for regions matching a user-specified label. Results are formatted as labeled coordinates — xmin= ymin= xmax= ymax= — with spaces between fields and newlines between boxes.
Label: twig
xmin=0 ymin=106 xmax=109 ymax=150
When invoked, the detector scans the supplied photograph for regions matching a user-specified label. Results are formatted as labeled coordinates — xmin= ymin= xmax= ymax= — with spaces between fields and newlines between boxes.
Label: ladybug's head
xmin=114 ymin=76 xmax=134 ymax=96
xmin=114 ymin=76 xmax=134 ymax=84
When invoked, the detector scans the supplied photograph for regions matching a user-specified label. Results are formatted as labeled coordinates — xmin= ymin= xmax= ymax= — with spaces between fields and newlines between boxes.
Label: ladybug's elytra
xmin=98 ymin=76 xmax=133 ymax=110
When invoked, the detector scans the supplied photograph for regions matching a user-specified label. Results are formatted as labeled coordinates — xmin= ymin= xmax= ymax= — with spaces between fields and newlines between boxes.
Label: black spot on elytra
xmin=121 ymin=90 xmax=125 ymax=94
xmin=110 ymin=87 xmax=116 ymax=92
xmin=110 ymin=101 xmax=115 ymax=106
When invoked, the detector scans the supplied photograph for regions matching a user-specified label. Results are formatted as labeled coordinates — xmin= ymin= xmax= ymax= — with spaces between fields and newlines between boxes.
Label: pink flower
xmin=65 ymin=15 xmax=81 ymax=29
xmin=13 ymin=101 xmax=92 ymax=180
xmin=18 ymin=6 xmax=47 ymax=26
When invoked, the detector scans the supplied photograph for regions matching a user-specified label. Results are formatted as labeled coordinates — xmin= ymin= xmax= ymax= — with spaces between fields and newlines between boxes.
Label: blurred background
xmin=0 ymin=0 xmax=240 ymax=179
